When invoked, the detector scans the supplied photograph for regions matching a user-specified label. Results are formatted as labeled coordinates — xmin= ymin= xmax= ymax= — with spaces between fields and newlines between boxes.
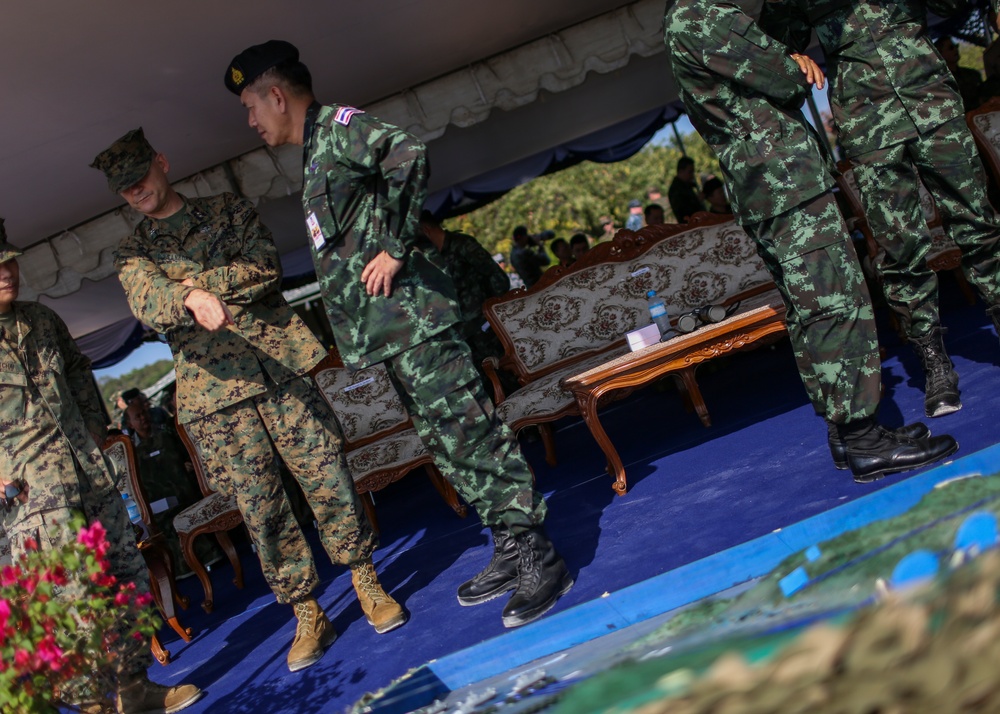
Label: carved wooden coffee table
xmin=562 ymin=293 xmax=787 ymax=495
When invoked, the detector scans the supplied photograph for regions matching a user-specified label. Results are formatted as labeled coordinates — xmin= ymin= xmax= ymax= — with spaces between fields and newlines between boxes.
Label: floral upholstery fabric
xmin=173 ymin=491 xmax=239 ymax=534
xmin=491 ymin=220 xmax=770 ymax=377
xmin=496 ymin=346 xmax=631 ymax=428
xmin=102 ymin=440 xmax=131 ymax=496
xmin=314 ymin=363 xmax=409 ymax=445
xmin=346 ymin=428 xmax=429 ymax=487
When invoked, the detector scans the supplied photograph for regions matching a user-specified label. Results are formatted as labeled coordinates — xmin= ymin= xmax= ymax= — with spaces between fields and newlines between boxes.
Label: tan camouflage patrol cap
xmin=0 ymin=218 xmax=22 ymax=263
xmin=90 ymin=127 xmax=156 ymax=194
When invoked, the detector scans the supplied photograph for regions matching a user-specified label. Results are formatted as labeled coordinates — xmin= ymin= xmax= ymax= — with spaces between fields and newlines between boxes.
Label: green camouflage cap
xmin=90 ymin=127 xmax=156 ymax=194
xmin=0 ymin=218 xmax=22 ymax=263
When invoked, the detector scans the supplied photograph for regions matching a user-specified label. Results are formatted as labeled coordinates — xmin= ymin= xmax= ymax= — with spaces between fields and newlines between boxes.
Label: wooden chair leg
xmin=214 ymin=531 xmax=244 ymax=590
xmin=151 ymin=633 xmax=171 ymax=666
xmin=677 ymin=367 xmax=711 ymax=427
xmin=359 ymin=491 xmax=380 ymax=536
xmin=140 ymin=543 xmax=193 ymax=643
xmin=179 ymin=532 xmax=216 ymax=614
xmin=423 ymin=464 xmax=468 ymax=518
xmin=539 ymin=423 xmax=558 ymax=467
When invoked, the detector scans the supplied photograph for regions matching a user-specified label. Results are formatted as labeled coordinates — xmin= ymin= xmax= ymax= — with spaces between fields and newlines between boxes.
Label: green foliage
xmin=445 ymin=130 xmax=722 ymax=256
xmin=97 ymin=359 xmax=174 ymax=409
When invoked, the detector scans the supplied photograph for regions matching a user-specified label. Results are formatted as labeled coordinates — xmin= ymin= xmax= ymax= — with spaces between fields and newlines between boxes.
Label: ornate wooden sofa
xmin=482 ymin=213 xmax=782 ymax=468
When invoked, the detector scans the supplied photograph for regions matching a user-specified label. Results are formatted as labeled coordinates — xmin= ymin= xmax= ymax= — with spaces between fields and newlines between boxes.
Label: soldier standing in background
xmin=664 ymin=0 xmax=959 ymax=482
xmin=417 ymin=212 xmax=511 ymax=385
xmin=223 ymin=40 xmax=573 ymax=628
xmin=0 ymin=224 xmax=202 ymax=713
xmin=91 ymin=128 xmax=405 ymax=673
xmin=761 ymin=0 xmax=1000 ymax=419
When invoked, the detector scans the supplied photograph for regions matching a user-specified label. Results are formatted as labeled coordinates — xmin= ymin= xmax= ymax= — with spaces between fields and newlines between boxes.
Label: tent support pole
xmin=671 ymin=122 xmax=687 ymax=155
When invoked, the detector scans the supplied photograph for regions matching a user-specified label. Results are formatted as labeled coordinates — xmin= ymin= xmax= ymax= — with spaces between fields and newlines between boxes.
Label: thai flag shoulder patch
xmin=334 ymin=106 xmax=364 ymax=126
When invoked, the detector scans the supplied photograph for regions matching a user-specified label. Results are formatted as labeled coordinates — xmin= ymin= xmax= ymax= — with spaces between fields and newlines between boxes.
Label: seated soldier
xmin=124 ymin=398 xmax=223 ymax=577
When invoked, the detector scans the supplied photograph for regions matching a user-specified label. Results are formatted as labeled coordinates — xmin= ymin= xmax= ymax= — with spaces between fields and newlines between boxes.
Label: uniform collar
xmin=142 ymin=196 xmax=208 ymax=241
xmin=0 ymin=304 xmax=32 ymax=347
xmin=303 ymin=100 xmax=322 ymax=164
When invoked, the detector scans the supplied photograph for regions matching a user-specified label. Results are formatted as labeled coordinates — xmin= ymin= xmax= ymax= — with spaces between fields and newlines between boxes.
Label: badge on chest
xmin=307 ymin=212 xmax=326 ymax=250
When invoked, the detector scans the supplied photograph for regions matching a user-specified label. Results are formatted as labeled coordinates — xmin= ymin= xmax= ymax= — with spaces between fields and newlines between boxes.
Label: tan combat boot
xmin=351 ymin=559 xmax=408 ymax=634
xmin=117 ymin=672 xmax=203 ymax=714
xmin=287 ymin=596 xmax=337 ymax=672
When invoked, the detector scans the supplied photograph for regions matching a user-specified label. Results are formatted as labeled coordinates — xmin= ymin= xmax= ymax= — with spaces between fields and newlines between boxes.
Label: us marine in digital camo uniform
xmin=91 ymin=128 xmax=406 ymax=673
xmin=761 ymin=0 xmax=1000 ymax=419
xmin=223 ymin=40 xmax=573 ymax=628
xmin=664 ymin=0 xmax=959 ymax=481
xmin=0 ymin=222 xmax=203 ymax=713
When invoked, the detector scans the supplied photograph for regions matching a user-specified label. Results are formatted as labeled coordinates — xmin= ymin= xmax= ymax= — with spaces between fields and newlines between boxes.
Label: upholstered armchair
xmin=311 ymin=354 xmax=467 ymax=534
xmin=171 ymin=421 xmax=245 ymax=614
xmin=101 ymin=434 xmax=193 ymax=665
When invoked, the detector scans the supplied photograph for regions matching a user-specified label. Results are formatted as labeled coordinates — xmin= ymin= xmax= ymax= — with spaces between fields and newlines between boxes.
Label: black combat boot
xmin=988 ymin=306 xmax=1000 ymax=342
xmin=502 ymin=526 xmax=574 ymax=628
xmin=457 ymin=527 xmax=519 ymax=606
xmin=910 ymin=327 xmax=961 ymax=417
xmin=838 ymin=416 xmax=958 ymax=483
xmin=826 ymin=420 xmax=930 ymax=470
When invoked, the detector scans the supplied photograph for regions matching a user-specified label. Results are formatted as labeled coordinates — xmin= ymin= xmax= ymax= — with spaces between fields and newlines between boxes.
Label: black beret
xmin=225 ymin=40 xmax=299 ymax=95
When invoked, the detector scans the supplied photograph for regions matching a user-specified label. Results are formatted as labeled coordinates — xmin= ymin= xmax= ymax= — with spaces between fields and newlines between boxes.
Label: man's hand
xmin=790 ymin=53 xmax=825 ymax=90
xmin=361 ymin=251 xmax=404 ymax=297
xmin=183 ymin=289 xmax=234 ymax=331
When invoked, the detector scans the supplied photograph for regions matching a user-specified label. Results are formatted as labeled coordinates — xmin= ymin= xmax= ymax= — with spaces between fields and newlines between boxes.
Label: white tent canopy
xmin=2 ymin=0 xmax=684 ymax=363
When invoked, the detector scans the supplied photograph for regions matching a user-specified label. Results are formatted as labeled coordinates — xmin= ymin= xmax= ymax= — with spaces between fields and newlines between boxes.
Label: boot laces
xmin=516 ymin=537 xmax=542 ymax=591
xmin=354 ymin=562 xmax=389 ymax=604
xmin=294 ymin=601 xmax=315 ymax=634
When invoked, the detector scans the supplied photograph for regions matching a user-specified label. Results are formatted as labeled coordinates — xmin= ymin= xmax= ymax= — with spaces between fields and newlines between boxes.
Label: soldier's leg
xmin=911 ymin=116 xmax=1000 ymax=306
xmin=748 ymin=192 xmax=958 ymax=480
xmin=258 ymin=376 xmax=406 ymax=635
xmin=753 ymin=240 xmax=826 ymax=416
xmin=852 ymin=142 xmax=941 ymax=338
xmin=186 ymin=399 xmax=318 ymax=605
xmin=256 ymin=376 xmax=377 ymax=565
xmin=384 ymin=331 xmax=545 ymax=534
xmin=747 ymin=191 xmax=881 ymax=425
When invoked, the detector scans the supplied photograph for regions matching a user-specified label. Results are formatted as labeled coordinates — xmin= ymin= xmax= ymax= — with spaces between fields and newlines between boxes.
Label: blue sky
xmin=93 ymin=340 xmax=173 ymax=381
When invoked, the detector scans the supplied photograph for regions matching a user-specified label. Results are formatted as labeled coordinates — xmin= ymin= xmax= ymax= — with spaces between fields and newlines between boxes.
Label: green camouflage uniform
xmin=421 ymin=230 xmax=510 ymax=376
xmin=301 ymin=102 xmax=545 ymax=533
xmin=761 ymin=0 xmax=1000 ymax=338
xmin=131 ymin=424 xmax=223 ymax=576
xmin=114 ymin=193 xmax=375 ymax=604
xmin=665 ymin=0 xmax=881 ymax=423
xmin=0 ymin=301 xmax=153 ymax=676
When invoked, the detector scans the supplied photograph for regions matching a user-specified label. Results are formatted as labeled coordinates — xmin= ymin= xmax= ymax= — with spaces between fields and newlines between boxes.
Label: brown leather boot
xmin=351 ymin=559 xmax=407 ymax=634
xmin=117 ymin=672 xmax=202 ymax=714
xmin=287 ymin=597 xmax=337 ymax=672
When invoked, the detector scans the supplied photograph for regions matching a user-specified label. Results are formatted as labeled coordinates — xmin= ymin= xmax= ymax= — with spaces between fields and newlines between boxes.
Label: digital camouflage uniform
xmin=760 ymin=0 xmax=1000 ymax=338
xmin=0 ymin=301 xmax=153 ymax=676
xmin=665 ymin=0 xmax=882 ymax=424
xmin=421 ymin=230 xmax=510 ymax=377
xmin=114 ymin=192 xmax=375 ymax=604
xmin=301 ymin=102 xmax=545 ymax=533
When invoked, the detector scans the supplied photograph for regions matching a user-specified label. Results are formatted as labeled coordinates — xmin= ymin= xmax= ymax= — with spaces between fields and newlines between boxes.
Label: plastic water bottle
xmin=121 ymin=492 xmax=149 ymax=541
xmin=646 ymin=290 xmax=673 ymax=339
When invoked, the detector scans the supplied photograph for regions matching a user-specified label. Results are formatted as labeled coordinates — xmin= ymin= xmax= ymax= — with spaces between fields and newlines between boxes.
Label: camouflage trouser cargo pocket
xmin=385 ymin=331 xmax=546 ymax=533
xmin=747 ymin=191 xmax=881 ymax=423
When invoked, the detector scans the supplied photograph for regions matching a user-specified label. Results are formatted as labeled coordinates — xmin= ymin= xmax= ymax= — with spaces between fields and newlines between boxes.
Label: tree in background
xmin=97 ymin=359 xmax=173 ymax=410
xmin=446 ymin=129 xmax=722 ymax=260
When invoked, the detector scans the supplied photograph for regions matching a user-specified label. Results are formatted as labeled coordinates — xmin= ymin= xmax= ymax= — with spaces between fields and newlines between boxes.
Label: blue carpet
xmin=143 ymin=277 xmax=1000 ymax=713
